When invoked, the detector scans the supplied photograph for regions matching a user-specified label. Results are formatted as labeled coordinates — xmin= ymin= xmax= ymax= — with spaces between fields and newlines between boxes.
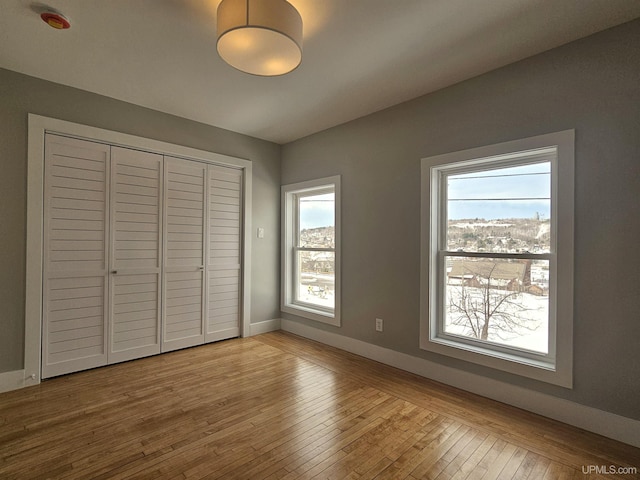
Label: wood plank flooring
xmin=1 ymin=331 xmax=638 ymax=479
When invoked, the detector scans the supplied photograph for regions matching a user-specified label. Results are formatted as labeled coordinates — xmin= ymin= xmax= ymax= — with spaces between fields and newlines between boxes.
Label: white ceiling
xmin=1 ymin=1 xmax=639 ymax=144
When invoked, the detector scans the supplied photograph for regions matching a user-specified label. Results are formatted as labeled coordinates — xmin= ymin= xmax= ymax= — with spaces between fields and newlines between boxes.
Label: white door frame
xmin=26 ymin=114 xmax=253 ymax=385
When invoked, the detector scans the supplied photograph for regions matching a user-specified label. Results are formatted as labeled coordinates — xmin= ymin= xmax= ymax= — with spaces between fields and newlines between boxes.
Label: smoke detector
xmin=40 ymin=9 xmax=70 ymax=29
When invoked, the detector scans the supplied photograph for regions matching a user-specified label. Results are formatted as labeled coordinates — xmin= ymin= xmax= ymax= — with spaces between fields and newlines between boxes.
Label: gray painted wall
xmin=281 ymin=20 xmax=640 ymax=420
xmin=0 ymin=68 xmax=281 ymax=373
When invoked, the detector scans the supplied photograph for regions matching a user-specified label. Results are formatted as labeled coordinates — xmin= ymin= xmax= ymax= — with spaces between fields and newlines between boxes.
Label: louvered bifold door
xmin=42 ymin=135 xmax=110 ymax=378
xmin=162 ymin=157 xmax=206 ymax=352
xmin=109 ymin=147 xmax=163 ymax=363
xmin=206 ymin=165 xmax=242 ymax=342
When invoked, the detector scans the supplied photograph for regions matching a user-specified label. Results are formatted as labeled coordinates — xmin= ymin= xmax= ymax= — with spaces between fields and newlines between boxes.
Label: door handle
xmin=111 ymin=270 xmax=117 ymax=274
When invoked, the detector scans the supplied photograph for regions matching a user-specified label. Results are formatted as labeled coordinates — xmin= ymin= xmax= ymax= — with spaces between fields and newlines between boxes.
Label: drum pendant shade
xmin=217 ymin=0 xmax=303 ymax=76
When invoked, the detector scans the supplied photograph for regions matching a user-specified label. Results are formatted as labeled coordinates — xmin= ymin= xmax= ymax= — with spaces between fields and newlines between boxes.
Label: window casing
xmin=282 ymin=176 xmax=341 ymax=326
xmin=420 ymin=131 xmax=574 ymax=387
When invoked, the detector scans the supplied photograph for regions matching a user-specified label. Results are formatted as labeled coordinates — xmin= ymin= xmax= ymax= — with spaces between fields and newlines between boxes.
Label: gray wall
xmin=0 ymin=68 xmax=281 ymax=373
xmin=281 ymin=20 xmax=640 ymax=420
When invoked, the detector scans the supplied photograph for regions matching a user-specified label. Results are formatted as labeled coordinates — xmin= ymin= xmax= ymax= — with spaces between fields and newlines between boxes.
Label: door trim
xmin=26 ymin=114 xmax=253 ymax=385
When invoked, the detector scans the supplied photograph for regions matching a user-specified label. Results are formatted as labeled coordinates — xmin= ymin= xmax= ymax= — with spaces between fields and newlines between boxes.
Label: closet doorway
xmin=26 ymin=115 xmax=252 ymax=381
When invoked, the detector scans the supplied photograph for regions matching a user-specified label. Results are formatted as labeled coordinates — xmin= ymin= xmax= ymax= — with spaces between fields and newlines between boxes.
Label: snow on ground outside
xmin=445 ymin=285 xmax=549 ymax=354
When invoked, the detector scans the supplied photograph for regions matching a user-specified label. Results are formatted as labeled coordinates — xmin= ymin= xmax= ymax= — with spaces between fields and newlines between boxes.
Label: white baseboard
xmin=0 ymin=369 xmax=30 ymax=393
xmin=281 ymin=319 xmax=640 ymax=448
xmin=250 ymin=318 xmax=282 ymax=336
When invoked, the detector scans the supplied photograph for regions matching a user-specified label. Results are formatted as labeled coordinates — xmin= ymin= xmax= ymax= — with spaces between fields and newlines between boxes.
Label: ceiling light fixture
xmin=216 ymin=0 xmax=303 ymax=76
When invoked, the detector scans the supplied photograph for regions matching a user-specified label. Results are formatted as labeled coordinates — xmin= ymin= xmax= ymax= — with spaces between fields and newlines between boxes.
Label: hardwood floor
xmin=1 ymin=331 xmax=638 ymax=479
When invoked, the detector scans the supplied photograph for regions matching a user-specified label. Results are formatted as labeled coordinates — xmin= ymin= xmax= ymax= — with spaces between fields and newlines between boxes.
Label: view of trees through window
xmin=443 ymin=161 xmax=551 ymax=354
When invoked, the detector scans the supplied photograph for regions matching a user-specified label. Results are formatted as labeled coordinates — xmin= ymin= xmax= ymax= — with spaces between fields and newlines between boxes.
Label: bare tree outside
xmin=445 ymin=260 xmax=547 ymax=351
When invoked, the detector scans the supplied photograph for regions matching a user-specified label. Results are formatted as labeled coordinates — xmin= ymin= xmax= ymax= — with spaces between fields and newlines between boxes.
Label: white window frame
xmin=281 ymin=176 xmax=341 ymax=326
xmin=420 ymin=130 xmax=574 ymax=387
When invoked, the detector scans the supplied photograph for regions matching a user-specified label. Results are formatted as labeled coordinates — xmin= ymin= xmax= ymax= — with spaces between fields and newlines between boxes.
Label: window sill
xmin=420 ymin=333 xmax=571 ymax=388
xmin=282 ymin=303 xmax=340 ymax=327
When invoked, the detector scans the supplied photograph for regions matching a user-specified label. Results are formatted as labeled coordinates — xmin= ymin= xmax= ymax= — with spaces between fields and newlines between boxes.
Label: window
xmin=420 ymin=131 xmax=574 ymax=387
xmin=282 ymin=176 xmax=341 ymax=325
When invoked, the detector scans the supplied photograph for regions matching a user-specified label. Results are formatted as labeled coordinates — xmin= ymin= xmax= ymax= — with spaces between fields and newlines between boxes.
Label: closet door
xmin=42 ymin=135 xmax=110 ymax=378
xmin=206 ymin=165 xmax=242 ymax=342
xmin=162 ymin=157 xmax=206 ymax=352
xmin=109 ymin=147 xmax=163 ymax=363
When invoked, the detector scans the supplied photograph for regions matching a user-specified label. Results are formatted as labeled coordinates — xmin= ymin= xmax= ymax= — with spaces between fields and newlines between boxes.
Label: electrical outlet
xmin=257 ymin=227 xmax=265 ymax=239
xmin=375 ymin=318 xmax=383 ymax=332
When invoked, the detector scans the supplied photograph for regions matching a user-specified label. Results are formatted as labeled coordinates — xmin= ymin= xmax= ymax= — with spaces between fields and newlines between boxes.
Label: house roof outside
xmin=449 ymin=260 xmax=527 ymax=282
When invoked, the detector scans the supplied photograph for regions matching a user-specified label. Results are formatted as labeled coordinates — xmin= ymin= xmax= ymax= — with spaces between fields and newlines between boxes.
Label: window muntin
xmin=282 ymin=177 xmax=341 ymax=326
xmin=420 ymin=130 xmax=574 ymax=387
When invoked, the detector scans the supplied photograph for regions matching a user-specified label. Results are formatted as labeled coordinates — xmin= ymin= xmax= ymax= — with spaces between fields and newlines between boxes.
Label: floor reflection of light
xmin=286 ymin=357 xmax=339 ymax=445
